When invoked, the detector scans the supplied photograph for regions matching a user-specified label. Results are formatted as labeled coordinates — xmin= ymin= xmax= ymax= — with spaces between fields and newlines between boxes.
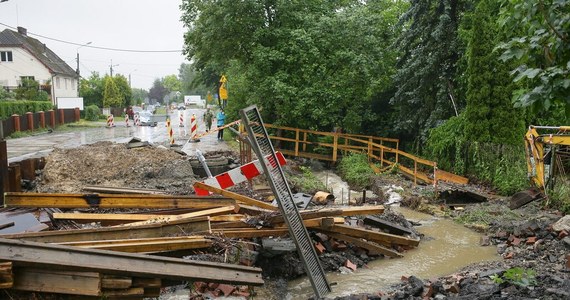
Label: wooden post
xmin=344 ymin=136 xmax=348 ymax=156
xmin=38 ymin=111 xmax=45 ymax=128
xmin=11 ymin=114 xmax=20 ymax=132
xmin=0 ymin=140 xmax=8 ymax=205
xmin=295 ymin=129 xmax=299 ymax=157
xmin=20 ymin=159 xmax=36 ymax=181
xmin=367 ymin=137 xmax=372 ymax=161
xmin=413 ymin=160 xmax=417 ymax=186
xmin=396 ymin=141 xmax=399 ymax=163
xmin=332 ymin=133 xmax=338 ymax=162
xmin=26 ymin=112 xmax=34 ymax=132
xmin=8 ymin=164 xmax=21 ymax=192
xmin=302 ymin=132 xmax=307 ymax=152
xmin=380 ymin=147 xmax=384 ymax=167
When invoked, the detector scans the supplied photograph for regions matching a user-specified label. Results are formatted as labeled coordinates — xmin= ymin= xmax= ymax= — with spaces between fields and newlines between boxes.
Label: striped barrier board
xmin=194 ymin=152 xmax=286 ymax=196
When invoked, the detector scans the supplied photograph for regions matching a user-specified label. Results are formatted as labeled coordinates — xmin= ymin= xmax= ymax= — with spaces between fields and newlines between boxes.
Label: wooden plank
xmin=274 ymin=217 xmax=344 ymax=229
xmin=53 ymin=212 xmax=168 ymax=222
xmin=211 ymin=214 xmax=246 ymax=222
xmin=0 ymin=217 xmax=211 ymax=243
xmin=194 ymin=182 xmax=278 ymax=211
xmin=132 ymin=277 xmax=161 ymax=288
xmin=334 ymin=206 xmax=385 ymax=216
xmin=0 ymin=261 xmax=13 ymax=289
xmin=236 ymin=204 xmax=275 ymax=216
xmin=329 ymin=224 xmax=420 ymax=247
xmin=314 ymin=230 xmax=403 ymax=258
xmin=435 ymin=169 xmax=469 ymax=185
xmin=363 ymin=216 xmax=413 ymax=236
xmin=213 ymin=228 xmax=289 ymax=238
xmin=83 ymin=185 xmax=167 ymax=194
xmin=0 ymin=238 xmax=264 ymax=286
xmin=103 ymin=287 xmax=144 ymax=296
xmin=114 ymin=206 xmax=237 ymax=227
xmin=102 ymin=275 xmax=132 ymax=289
xmin=12 ymin=268 xmax=102 ymax=296
xmin=59 ymin=237 xmax=213 ymax=253
xmin=268 ymin=209 xmax=343 ymax=225
xmin=211 ymin=220 xmax=253 ymax=229
xmin=4 ymin=192 xmax=235 ymax=209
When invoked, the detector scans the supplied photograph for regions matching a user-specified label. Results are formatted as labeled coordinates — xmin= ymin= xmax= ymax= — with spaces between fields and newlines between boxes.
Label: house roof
xmin=0 ymin=28 xmax=78 ymax=78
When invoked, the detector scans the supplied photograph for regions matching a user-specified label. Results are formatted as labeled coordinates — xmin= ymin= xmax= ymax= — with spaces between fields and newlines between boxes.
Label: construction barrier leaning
xmin=166 ymin=117 xmax=174 ymax=145
xmin=106 ymin=114 xmax=115 ymax=128
xmin=194 ymin=151 xmax=286 ymax=195
xmin=192 ymin=120 xmax=241 ymax=141
xmin=188 ymin=113 xmax=200 ymax=143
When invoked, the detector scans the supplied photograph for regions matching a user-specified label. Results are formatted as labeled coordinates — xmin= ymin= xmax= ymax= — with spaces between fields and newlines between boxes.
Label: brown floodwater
xmin=283 ymin=207 xmax=499 ymax=299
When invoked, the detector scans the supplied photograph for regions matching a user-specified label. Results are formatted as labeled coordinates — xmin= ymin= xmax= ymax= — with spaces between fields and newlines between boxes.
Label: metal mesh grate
xmin=239 ymin=106 xmax=331 ymax=298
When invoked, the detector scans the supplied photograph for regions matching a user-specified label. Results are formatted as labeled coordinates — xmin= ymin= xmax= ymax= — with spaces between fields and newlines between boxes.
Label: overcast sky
xmin=0 ymin=0 xmax=188 ymax=90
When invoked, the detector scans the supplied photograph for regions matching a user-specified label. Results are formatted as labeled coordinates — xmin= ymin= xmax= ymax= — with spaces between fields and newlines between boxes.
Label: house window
xmin=56 ymin=77 xmax=60 ymax=89
xmin=0 ymin=51 xmax=13 ymax=62
xmin=65 ymin=78 xmax=68 ymax=89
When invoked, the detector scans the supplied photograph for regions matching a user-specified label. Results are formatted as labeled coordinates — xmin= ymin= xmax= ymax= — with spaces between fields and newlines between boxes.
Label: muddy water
xmin=282 ymin=172 xmax=499 ymax=299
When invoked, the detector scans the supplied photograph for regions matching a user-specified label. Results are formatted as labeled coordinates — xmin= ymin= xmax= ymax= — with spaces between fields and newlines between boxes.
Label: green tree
xmin=15 ymin=78 xmax=48 ymax=101
xmin=178 ymin=63 xmax=208 ymax=96
xmin=131 ymin=88 xmax=148 ymax=106
xmin=390 ymin=0 xmax=470 ymax=145
xmin=114 ymin=75 xmax=132 ymax=108
xmin=462 ymin=0 xmax=525 ymax=144
xmin=148 ymin=79 xmax=168 ymax=104
xmin=80 ymin=72 xmax=104 ymax=107
xmin=497 ymin=0 xmax=569 ymax=117
xmin=103 ymin=76 xmax=122 ymax=108
xmin=162 ymin=74 xmax=181 ymax=93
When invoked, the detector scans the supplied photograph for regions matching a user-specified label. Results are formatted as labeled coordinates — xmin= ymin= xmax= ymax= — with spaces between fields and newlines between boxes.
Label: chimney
xmin=17 ymin=26 xmax=27 ymax=36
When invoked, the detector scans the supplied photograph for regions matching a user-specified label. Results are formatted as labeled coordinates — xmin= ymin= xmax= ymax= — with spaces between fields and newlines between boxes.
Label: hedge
xmin=0 ymin=101 xmax=54 ymax=120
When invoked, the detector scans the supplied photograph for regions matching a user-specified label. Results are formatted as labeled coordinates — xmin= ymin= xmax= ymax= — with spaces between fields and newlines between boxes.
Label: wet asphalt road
xmin=6 ymin=107 xmax=232 ymax=163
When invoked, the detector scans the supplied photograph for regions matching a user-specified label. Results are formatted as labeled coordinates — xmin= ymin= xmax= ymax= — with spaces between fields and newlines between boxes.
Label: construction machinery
xmin=509 ymin=125 xmax=570 ymax=209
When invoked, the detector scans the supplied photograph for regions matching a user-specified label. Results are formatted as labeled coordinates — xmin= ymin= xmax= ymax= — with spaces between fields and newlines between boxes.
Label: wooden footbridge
xmin=235 ymin=123 xmax=468 ymax=187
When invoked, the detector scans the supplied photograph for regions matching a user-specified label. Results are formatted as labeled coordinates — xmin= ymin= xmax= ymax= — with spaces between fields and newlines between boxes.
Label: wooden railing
xmin=237 ymin=123 xmax=468 ymax=186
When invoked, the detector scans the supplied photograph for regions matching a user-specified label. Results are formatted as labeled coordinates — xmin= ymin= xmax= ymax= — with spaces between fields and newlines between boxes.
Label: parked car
xmin=177 ymin=104 xmax=186 ymax=110
xmin=137 ymin=110 xmax=157 ymax=127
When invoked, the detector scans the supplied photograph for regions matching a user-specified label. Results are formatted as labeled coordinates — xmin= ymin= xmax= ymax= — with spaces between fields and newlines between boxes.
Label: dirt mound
xmin=35 ymin=141 xmax=198 ymax=195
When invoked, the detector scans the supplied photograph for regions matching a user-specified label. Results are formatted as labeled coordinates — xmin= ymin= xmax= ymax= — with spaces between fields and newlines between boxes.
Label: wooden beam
xmin=0 ymin=261 xmax=13 ymax=289
xmin=268 ymin=209 xmax=343 ymax=225
xmin=236 ymin=204 xmax=275 ymax=215
xmin=194 ymin=182 xmax=278 ymax=211
xmin=4 ymin=192 xmax=235 ymax=209
xmin=212 ymin=228 xmax=289 ymax=238
xmin=314 ymin=230 xmax=403 ymax=258
xmin=53 ymin=212 xmax=245 ymax=225
xmin=83 ymin=185 xmax=167 ymax=194
xmin=114 ymin=206 xmax=238 ymax=227
xmin=363 ymin=216 xmax=413 ymax=236
xmin=12 ymin=268 xmax=102 ymax=296
xmin=0 ymin=238 xmax=264 ymax=286
xmin=328 ymin=224 xmax=420 ymax=247
xmin=102 ymin=275 xmax=132 ymax=289
xmin=58 ymin=236 xmax=213 ymax=253
xmin=0 ymin=217 xmax=211 ymax=243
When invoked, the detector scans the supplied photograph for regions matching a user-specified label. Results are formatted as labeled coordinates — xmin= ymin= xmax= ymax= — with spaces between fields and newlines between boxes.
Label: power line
xmin=0 ymin=22 xmax=183 ymax=53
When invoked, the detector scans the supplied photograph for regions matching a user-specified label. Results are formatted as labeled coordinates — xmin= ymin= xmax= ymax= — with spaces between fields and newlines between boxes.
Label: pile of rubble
xmin=0 ymin=142 xmax=423 ymax=299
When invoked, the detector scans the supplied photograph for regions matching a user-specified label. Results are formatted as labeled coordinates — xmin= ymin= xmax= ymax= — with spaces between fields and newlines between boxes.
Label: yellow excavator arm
xmin=524 ymin=125 xmax=570 ymax=193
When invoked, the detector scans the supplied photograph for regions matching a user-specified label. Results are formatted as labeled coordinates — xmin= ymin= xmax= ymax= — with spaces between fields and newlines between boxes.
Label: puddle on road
xmin=280 ymin=171 xmax=499 ymax=299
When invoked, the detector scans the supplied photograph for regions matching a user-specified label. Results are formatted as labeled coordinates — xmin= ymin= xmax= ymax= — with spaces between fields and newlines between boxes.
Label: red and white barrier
xmin=190 ymin=114 xmax=198 ymax=140
xmin=179 ymin=111 xmax=184 ymax=127
xmin=106 ymin=114 xmax=115 ymax=127
xmin=166 ymin=117 xmax=174 ymax=145
xmin=125 ymin=114 xmax=130 ymax=127
xmin=134 ymin=114 xmax=140 ymax=126
xmin=194 ymin=152 xmax=286 ymax=195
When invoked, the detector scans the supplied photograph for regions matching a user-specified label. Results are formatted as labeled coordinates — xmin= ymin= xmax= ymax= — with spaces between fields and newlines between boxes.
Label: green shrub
xmin=337 ymin=153 xmax=375 ymax=189
xmin=0 ymin=101 xmax=54 ymax=119
xmin=289 ymin=166 xmax=328 ymax=194
xmin=84 ymin=105 xmax=101 ymax=121
xmin=491 ymin=267 xmax=537 ymax=287
xmin=548 ymin=179 xmax=570 ymax=214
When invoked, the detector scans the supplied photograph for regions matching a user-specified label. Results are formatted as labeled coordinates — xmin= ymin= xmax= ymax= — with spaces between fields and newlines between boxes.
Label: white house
xmin=0 ymin=26 xmax=78 ymax=106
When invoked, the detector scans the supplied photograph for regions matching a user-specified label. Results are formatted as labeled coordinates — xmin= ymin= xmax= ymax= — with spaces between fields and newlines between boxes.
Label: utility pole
xmin=76 ymin=42 xmax=91 ymax=96
xmin=109 ymin=60 xmax=119 ymax=77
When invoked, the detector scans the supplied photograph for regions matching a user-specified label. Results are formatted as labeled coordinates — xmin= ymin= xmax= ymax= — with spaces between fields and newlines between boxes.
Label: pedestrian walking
xmin=203 ymin=108 xmax=214 ymax=132
xmin=216 ymin=110 xmax=226 ymax=140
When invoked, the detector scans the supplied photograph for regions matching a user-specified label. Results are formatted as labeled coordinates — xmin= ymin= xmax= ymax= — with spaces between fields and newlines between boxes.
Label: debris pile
xmin=0 ymin=142 xmax=423 ymax=299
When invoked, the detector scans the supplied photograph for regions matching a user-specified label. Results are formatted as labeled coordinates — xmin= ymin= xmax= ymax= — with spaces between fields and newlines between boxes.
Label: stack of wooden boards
xmin=0 ymin=189 xmax=420 ymax=299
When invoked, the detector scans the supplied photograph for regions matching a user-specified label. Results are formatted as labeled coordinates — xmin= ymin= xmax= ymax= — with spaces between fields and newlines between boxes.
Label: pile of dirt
xmin=34 ymin=141 xmax=198 ymax=195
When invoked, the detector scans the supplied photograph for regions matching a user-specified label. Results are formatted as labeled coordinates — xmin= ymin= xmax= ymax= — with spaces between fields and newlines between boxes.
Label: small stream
xmin=283 ymin=171 xmax=499 ymax=299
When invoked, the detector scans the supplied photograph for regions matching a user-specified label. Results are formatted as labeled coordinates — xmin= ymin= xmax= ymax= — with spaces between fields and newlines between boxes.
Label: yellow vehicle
xmin=510 ymin=125 xmax=570 ymax=208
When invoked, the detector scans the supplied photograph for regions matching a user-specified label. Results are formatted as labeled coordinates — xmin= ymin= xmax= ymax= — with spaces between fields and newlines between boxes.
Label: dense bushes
xmin=337 ymin=153 xmax=375 ymax=189
xmin=84 ymin=105 xmax=101 ymax=121
xmin=0 ymin=101 xmax=54 ymax=120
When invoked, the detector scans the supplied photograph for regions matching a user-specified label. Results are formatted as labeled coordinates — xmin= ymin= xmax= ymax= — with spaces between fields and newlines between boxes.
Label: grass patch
xmin=547 ymin=179 xmax=570 ymax=214
xmin=455 ymin=204 xmax=521 ymax=227
xmin=289 ymin=166 xmax=328 ymax=194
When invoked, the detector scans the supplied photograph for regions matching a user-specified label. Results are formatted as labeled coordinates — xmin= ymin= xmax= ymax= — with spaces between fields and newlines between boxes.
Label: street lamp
xmin=129 ymin=69 xmax=137 ymax=88
xmin=109 ymin=60 xmax=119 ymax=77
xmin=76 ymin=41 xmax=92 ymax=96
